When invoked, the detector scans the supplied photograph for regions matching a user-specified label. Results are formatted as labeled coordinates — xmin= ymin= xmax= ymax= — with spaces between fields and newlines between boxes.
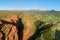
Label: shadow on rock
xmin=0 ymin=15 xmax=24 ymax=40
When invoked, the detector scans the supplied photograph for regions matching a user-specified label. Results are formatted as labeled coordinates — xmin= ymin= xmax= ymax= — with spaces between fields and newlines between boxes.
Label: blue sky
xmin=0 ymin=0 xmax=60 ymax=10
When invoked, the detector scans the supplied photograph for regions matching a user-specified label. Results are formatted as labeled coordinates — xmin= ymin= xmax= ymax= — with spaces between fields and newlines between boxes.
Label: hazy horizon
xmin=0 ymin=0 xmax=60 ymax=11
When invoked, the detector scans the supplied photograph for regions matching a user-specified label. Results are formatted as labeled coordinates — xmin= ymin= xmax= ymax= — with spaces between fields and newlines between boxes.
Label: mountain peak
xmin=31 ymin=8 xmax=40 ymax=10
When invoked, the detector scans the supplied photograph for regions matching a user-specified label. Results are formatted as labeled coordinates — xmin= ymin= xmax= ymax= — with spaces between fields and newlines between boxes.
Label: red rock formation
xmin=0 ymin=14 xmax=33 ymax=40
xmin=0 ymin=15 xmax=22 ymax=40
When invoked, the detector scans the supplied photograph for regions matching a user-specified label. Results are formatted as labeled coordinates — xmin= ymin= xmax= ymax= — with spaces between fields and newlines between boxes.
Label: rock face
xmin=23 ymin=16 xmax=33 ymax=40
xmin=0 ymin=14 xmax=33 ymax=40
xmin=0 ymin=15 xmax=24 ymax=40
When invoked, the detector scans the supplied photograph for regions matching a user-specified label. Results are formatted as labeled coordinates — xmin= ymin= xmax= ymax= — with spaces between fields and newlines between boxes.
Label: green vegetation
xmin=0 ymin=10 xmax=60 ymax=40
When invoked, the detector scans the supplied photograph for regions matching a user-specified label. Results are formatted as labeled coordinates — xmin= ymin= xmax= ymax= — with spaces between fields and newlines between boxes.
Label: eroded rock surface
xmin=0 ymin=15 xmax=23 ymax=40
xmin=0 ymin=14 xmax=33 ymax=40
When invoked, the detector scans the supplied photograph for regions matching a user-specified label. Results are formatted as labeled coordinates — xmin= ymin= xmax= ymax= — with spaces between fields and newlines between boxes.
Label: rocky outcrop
xmin=0 ymin=15 xmax=24 ymax=40
xmin=0 ymin=14 xmax=33 ymax=40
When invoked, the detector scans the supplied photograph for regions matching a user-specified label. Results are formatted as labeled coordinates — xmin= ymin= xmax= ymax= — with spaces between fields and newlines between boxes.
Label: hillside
xmin=0 ymin=10 xmax=60 ymax=40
